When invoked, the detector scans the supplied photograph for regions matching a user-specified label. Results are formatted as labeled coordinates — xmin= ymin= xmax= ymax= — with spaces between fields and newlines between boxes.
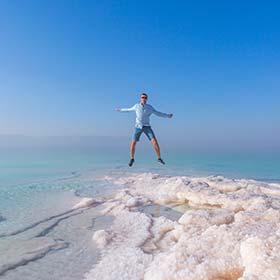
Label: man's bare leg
xmin=130 ymin=140 xmax=137 ymax=159
xmin=129 ymin=140 xmax=137 ymax=167
xmin=151 ymin=138 xmax=165 ymax=164
xmin=151 ymin=138 xmax=161 ymax=158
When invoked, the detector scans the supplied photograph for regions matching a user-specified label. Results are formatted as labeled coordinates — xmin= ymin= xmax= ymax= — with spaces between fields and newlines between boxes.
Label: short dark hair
xmin=141 ymin=93 xmax=148 ymax=97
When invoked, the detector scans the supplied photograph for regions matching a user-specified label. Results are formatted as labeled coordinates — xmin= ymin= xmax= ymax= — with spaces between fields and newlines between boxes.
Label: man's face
xmin=140 ymin=95 xmax=148 ymax=104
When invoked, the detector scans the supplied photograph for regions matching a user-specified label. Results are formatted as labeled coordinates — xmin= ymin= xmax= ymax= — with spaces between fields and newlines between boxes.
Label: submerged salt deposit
xmin=85 ymin=173 xmax=280 ymax=280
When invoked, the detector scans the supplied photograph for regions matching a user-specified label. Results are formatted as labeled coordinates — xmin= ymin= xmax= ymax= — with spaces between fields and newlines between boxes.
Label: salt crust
xmin=84 ymin=173 xmax=280 ymax=280
xmin=72 ymin=198 xmax=101 ymax=210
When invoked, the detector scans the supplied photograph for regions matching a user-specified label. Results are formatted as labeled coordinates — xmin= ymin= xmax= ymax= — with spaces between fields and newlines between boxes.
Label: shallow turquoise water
xmin=0 ymin=148 xmax=279 ymax=188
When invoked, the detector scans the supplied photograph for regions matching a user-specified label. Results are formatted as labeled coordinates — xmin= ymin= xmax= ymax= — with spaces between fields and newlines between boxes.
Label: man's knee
xmin=131 ymin=140 xmax=137 ymax=146
xmin=150 ymin=137 xmax=157 ymax=144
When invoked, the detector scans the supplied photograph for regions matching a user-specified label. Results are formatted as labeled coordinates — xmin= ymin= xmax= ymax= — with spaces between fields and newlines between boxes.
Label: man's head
xmin=140 ymin=93 xmax=148 ymax=104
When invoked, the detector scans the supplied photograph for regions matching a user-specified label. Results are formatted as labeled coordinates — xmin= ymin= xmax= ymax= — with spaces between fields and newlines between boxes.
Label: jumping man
xmin=116 ymin=93 xmax=173 ymax=167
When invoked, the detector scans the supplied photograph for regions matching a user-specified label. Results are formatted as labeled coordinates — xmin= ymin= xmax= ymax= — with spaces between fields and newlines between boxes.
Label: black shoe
xmin=128 ymin=158 xmax=135 ymax=167
xmin=158 ymin=158 xmax=165 ymax=165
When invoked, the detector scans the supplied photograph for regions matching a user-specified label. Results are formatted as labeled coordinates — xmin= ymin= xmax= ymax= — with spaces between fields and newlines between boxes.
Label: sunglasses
xmin=141 ymin=96 xmax=147 ymax=99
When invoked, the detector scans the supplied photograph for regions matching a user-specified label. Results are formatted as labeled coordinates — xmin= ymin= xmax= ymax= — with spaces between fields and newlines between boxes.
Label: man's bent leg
xmin=151 ymin=138 xmax=161 ymax=159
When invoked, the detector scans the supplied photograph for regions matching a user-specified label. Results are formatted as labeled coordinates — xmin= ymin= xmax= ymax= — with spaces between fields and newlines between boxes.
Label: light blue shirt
xmin=120 ymin=103 xmax=170 ymax=128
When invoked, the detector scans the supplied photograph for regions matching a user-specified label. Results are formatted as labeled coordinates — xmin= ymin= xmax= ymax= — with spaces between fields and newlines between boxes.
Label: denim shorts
xmin=133 ymin=126 xmax=156 ymax=142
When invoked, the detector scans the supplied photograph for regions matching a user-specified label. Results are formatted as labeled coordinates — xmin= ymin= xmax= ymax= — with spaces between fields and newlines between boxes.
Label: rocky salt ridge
xmin=84 ymin=173 xmax=280 ymax=280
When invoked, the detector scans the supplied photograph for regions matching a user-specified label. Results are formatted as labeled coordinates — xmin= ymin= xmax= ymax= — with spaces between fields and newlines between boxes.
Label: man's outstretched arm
xmin=116 ymin=104 xmax=136 ymax=112
xmin=152 ymin=106 xmax=173 ymax=118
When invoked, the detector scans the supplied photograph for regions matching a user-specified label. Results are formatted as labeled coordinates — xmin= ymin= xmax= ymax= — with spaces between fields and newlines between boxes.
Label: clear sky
xmin=0 ymin=1 xmax=279 ymax=151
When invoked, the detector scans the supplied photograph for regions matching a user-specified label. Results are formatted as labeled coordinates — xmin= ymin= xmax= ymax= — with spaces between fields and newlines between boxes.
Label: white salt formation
xmin=92 ymin=230 xmax=113 ymax=248
xmin=72 ymin=197 xmax=100 ymax=209
xmin=85 ymin=173 xmax=280 ymax=280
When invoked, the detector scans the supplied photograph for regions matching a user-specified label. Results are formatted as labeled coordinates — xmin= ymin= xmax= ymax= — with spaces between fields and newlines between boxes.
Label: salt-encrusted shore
xmin=84 ymin=172 xmax=280 ymax=280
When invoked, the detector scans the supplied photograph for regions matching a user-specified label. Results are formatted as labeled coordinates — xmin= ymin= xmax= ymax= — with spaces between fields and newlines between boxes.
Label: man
xmin=116 ymin=93 xmax=173 ymax=167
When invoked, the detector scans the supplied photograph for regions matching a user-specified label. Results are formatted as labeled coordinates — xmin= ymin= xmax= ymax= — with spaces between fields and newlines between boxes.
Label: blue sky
xmin=0 ymin=1 xmax=279 ymax=150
